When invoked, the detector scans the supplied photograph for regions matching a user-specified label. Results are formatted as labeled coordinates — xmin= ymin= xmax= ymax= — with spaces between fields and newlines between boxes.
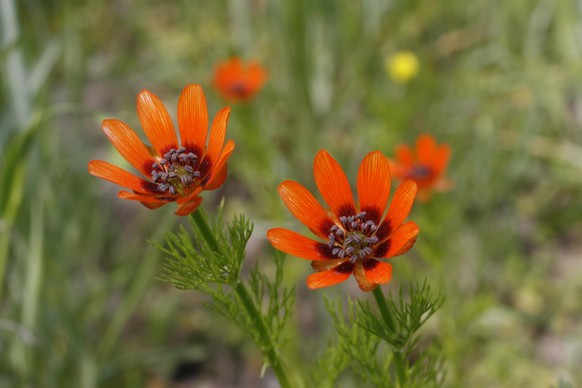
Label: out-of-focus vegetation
xmin=1 ymin=0 xmax=581 ymax=386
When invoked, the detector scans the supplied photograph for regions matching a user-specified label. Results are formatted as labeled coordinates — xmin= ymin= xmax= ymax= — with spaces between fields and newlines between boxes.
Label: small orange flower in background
xmin=267 ymin=150 xmax=419 ymax=291
xmin=389 ymin=134 xmax=451 ymax=201
xmin=88 ymin=84 xmax=234 ymax=216
xmin=213 ymin=57 xmax=267 ymax=102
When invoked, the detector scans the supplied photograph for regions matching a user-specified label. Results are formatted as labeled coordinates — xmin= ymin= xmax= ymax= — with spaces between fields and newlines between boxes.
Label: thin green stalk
xmin=0 ymin=0 xmax=33 ymax=299
xmin=98 ymin=213 xmax=175 ymax=359
xmin=372 ymin=286 xmax=396 ymax=331
xmin=97 ymin=253 xmax=159 ymax=358
xmin=10 ymin=194 xmax=44 ymax=380
xmin=372 ymin=286 xmax=407 ymax=386
xmin=233 ymin=282 xmax=292 ymax=388
xmin=0 ymin=162 xmax=27 ymax=300
xmin=1 ymin=0 xmax=31 ymax=129
xmin=189 ymin=210 xmax=221 ymax=255
xmin=189 ymin=210 xmax=292 ymax=388
xmin=22 ymin=197 xmax=44 ymax=334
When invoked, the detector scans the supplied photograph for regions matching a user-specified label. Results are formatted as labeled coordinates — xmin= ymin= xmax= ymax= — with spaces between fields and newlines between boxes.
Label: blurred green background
xmin=1 ymin=0 xmax=582 ymax=386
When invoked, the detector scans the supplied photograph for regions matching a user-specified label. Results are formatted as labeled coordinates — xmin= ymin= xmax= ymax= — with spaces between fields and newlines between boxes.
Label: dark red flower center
xmin=407 ymin=164 xmax=433 ymax=180
xmin=151 ymin=147 xmax=201 ymax=196
xmin=229 ymin=82 xmax=250 ymax=98
xmin=327 ymin=212 xmax=379 ymax=262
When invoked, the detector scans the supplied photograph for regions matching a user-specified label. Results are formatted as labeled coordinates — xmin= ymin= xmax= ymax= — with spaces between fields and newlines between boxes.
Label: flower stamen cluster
xmin=152 ymin=147 xmax=201 ymax=195
xmin=328 ymin=212 xmax=379 ymax=262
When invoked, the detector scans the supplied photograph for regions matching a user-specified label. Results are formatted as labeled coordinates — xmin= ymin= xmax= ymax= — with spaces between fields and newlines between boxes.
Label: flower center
xmin=229 ymin=82 xmax=249 ymax=98
xmin=327 ymin=212 xmax=379 ymax=262
xmin=408 ymin=164 xmax=432 ymax=180
xmin=151 ymin=147 xmax=200 ymax=196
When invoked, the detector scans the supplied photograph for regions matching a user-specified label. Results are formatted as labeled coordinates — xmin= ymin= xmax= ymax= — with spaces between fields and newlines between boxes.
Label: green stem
xmin=1 ymin=0 xmax=31 ymax=129
xmin=372 ymin=287 xmax=407 ymax=386
xmin=189 ymin=209 xmax=221 ymax=254
xmin=372 ymin=286 xmax=396 ymax=331
xmin=0 ymin=161 xmax=27 ymax=300
xmin=234 ymin=282 xmax=292 ymax=388
xmin=189 ymin=210 xmax=292 ymax=388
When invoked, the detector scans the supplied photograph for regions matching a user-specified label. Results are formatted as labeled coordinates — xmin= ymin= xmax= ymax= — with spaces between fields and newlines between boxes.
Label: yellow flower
xmin=385 ymin=51 xmax=419 ymax=84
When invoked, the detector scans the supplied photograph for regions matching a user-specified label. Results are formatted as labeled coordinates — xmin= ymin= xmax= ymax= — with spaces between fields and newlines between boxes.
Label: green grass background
xmin=1 ymin=0 xmax=582 ymax=386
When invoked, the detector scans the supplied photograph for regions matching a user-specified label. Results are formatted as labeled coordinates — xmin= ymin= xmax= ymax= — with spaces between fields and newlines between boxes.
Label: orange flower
xmin=389 ymin=134 xmax=451 ymax=201
xmin=213 ymin=57 xmax=267 ymax=102
xmin=267 ymin=150 xmax=419 ymax=291
xmin=88 ymin=84 xmax=234 ymax=216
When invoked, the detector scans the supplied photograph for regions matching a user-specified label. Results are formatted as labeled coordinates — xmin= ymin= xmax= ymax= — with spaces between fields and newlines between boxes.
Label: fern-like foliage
xmin=204 ymin=250 xmax=295 ymax=357
xmin=248 ymin=250 xmax=296 ymax=351
xmin=155 ymin=211 xmax=294 ymax=381
xmin=356 ymin=279 xmax=445 ymax=349
xmin=156 ymin=212 xmax=251 ymax=289
xmin=316 ymin=280 xmax=446 ymax=387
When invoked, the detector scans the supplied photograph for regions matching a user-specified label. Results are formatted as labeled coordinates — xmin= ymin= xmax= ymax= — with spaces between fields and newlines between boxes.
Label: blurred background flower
xmin=389 ymin=133 xmax=451 ymax=201
xmin=213 ymin=57 xmax=267 ymax=102
xmin=385 ymin=51 xmax=419 ymax=84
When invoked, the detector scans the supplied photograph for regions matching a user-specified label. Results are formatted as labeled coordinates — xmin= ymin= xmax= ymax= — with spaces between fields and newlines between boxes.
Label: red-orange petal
xmin=267 ymin=228 xmax=335 ymax=260
xmin=382 ymin=180 xmax=417 ymax=236
xmin=175 ymin=195 xmax=203 ymax=216
xmin=353 ymin=262 xmax=377 ymax=291
xmin=204 ymin=140 xmax=235 ymax=189
xmin=363 ymin=259 xmax=393 ymax=284
xmin=277 ymin=180 xmax=335 ymax=240
xmin=248 ymin=62 xmax=267 ymax=90
xmin=314 ymin=150 xmax=356 ymax=218
xmin=88 ymin=160 xmax=156 ymax=194
xmin=136 ymin=89 xmax=178 ymax=155
xmin=219 ymin=58 xmax=242 ymax=76
xmin=387 ymin=159 xmax=407 ymax=181
xmin=357 ymin=151 xmax=391 ymax=224
xmin=176 ymin=186 xmax=204 ymax=205
xmin=395 ymin=144 xmax=415 ymax=166
xmin=205 ymin=163 xmax=228 ymax=191
xmin=101 ymin=119 xmax=156 ymax=177
xmin=117 ymin=191 xmax=170 ymax=203
xmin=311 ymin=258 xmax=348 ymax=271
xmin=417 ymin=134 xmax=437 ymax=165
xmin=431 ymin=144 xmax=451 ymax=175
xmin=306 ymin=261 xmax=354 ymax=289
xmin=178 ymin=84 xmax=208 ymax=151
xmin=379 ymin=221 xmax=419 ymax=258
xmin=226 ymin=59 xmax=243 ymax=81
xmin=142 ymin=201 xmax=167 ymax=210
xmin=205 ymin=107 xmax=231 ymax=164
